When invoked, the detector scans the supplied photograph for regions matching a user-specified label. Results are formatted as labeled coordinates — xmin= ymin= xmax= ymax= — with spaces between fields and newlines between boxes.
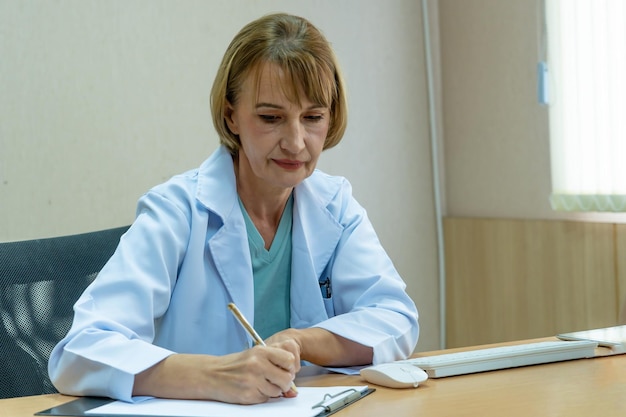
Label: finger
xmin=232 ymin=372 xmax=282 ymax=403
xmin=257 ymin=378 xmax=285 ymax=399
xmin=267 ymin=347 xmax=298 ymax=374
xmin=268 ymin=336 xmax=301 ymax=356
xmin=282 ymin=386 xmax=298 ymax=398
xmin=262 ymin=364 xmax=297 ymax=394
xmin=279 ymin=339 xmax=302 ymax=370
xmin=244 ymin=347 xmax=297 ymax=396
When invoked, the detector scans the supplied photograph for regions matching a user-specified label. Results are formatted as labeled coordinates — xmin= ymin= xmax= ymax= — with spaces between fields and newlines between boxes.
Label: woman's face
xmin=226 ymin=62 xmax=330 ymax=193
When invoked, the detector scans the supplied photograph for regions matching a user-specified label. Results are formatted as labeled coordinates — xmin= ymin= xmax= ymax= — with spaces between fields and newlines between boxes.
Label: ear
xmin=224 ymin=101 xmax=239 ymax=135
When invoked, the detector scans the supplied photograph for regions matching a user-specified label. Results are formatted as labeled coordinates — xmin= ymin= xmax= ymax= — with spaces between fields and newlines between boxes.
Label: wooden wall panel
xmin=444 ymin=218 xmax=618 ymax=348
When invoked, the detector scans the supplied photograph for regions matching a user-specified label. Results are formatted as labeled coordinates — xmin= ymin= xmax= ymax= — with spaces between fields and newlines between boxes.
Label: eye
xmin=259 ymin=114 xmax=280 ymax=123
xmin=304 ymin=114 xmax=325 ymax=122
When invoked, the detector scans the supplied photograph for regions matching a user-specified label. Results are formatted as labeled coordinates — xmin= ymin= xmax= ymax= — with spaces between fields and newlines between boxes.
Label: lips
xmin=273 ymin=159 xmax=304 ymax=170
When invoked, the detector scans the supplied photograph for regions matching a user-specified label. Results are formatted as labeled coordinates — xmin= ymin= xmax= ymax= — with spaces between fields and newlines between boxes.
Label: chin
xmin=273 ymin=170 xmax=311 ymax=187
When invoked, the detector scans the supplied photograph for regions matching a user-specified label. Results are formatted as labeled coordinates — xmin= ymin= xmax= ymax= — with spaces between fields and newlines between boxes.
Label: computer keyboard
xmin=399 ymin=340 xmax=598 ymax=378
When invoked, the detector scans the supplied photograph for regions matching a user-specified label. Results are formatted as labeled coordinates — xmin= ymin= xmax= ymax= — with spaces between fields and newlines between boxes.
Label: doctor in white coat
xmin=48 ymin=12 xmax=419 ymax=405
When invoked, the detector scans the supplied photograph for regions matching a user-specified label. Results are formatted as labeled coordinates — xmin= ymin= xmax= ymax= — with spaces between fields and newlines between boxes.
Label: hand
xmin=211 ymin=345 xmax=299 ymax=403
xmin=133 ymin=345 xmax=299 ymax=404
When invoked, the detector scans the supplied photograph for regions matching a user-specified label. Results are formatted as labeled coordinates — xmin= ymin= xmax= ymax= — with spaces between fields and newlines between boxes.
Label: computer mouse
xmin=360 ymin=363 xmax=428 ymax=389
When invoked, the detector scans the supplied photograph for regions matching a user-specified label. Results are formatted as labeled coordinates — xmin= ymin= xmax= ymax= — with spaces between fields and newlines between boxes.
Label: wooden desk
xmin=2 ymin=342 xmax=625 ymax=417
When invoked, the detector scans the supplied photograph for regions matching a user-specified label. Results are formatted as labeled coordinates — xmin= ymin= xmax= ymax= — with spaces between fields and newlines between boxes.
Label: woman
xmin=48 ymin=12 xmax=419 ymax=405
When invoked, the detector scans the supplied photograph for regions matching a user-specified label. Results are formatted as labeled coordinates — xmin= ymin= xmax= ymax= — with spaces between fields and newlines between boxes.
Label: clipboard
xmin=35 ymin=386 xmax=375 ymax=417
xmin=311 ymin=387 xmax=376 ymax=416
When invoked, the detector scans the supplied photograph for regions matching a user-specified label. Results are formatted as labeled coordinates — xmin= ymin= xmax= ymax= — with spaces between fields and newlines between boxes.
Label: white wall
xmin=0 ymin=0 xmax=440 ymax=351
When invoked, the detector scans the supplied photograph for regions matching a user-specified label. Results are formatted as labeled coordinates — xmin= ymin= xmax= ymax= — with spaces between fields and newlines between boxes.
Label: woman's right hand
xmin=133 ymin=345 xmax=299 ymax=404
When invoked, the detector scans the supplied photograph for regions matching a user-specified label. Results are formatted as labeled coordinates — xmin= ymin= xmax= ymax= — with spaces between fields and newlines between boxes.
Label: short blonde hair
xmin=210 ymin=13 xmax=348 ymax=155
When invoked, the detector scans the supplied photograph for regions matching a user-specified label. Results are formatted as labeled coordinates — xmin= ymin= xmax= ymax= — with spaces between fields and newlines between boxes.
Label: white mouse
xmin=360 ymin=363 xmax=428 ymax=389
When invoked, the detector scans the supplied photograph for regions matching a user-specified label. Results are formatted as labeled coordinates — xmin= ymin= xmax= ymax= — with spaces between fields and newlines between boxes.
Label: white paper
xmin=86 ymin=386 xmax=369 ymax=417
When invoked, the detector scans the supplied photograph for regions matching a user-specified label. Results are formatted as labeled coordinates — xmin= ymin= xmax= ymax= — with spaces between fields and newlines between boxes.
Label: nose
xmin=280 ymin=120 xmax=306 ymax=155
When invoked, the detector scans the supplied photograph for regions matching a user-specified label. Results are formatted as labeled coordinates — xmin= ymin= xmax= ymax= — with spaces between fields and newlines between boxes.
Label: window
xmin=546 ymin=0 xmax=626 ymax=212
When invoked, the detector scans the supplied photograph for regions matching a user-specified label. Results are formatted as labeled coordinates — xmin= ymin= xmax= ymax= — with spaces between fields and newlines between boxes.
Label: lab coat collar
xmin=196 ymin=145 xmax=344 ymax=328
xmin=290 ymin=178 xmax=343 ymax=327
xmin=195 ymin=145 xmax=238 ymax=220
xmin=196 ymin=146 xmax=254 ymax=322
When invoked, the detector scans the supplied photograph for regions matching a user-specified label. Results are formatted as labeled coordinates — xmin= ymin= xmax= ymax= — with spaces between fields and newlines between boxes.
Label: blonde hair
xmin=210 ymin=13 xmax=348 ymax=155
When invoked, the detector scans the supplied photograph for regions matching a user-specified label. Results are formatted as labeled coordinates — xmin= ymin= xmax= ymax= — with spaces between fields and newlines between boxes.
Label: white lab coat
xmin=48 ymin=145 xmax=419 ymax=401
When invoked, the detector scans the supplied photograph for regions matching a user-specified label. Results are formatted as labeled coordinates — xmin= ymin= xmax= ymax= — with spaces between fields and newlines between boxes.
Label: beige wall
xmin=439 ymin=0 xmax=551 ymax=219
xmin=0 ymin=1 xmax=441 ymax=351
xmin=439 ymin=0 xmax=626 ymax=224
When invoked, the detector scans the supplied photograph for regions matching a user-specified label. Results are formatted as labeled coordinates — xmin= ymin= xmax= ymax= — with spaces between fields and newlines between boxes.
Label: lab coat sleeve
xmin=48 ymin=187 xmax=192 ymax=401
xmin=312 ymin=181 xmax=419 ymax=364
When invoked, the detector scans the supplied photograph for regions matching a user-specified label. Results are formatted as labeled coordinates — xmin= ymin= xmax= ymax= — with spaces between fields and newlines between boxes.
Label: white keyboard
xmin=399 ymin=340 xmax=598 ymax=378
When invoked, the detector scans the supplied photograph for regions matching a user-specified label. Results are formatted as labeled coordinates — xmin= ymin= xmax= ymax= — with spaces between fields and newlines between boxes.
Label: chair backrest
xmin=0 ymin=225 xmax=129 ymax=399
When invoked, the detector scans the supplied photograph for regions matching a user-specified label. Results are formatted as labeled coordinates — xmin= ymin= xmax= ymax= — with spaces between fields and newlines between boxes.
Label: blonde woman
xmin=49 ymin=13 xmax=419 ymax=405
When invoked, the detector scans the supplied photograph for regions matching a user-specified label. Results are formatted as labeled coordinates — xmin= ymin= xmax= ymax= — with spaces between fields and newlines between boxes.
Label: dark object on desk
xmin=0 ymin=225 xmax=129 ymax=399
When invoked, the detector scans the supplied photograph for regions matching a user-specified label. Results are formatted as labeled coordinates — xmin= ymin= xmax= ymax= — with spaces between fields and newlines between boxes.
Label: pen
xmin=227 ymin=302 xmax=298 ymax=393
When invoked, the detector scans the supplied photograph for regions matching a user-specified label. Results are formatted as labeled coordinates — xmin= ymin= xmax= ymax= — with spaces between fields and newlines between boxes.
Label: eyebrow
xmin=255 ymin=102 xmax=282 ymax=109
xmin=255 ymin=102 xmax=328 ymax=111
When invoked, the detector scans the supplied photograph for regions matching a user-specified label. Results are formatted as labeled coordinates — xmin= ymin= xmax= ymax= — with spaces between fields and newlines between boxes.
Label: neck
xmin=234 ymin=154 xmax=292 ymax=244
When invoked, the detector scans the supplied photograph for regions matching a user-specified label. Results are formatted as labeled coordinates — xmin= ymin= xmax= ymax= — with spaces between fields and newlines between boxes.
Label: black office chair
xmin=0 ymin=225 xmax=129 ymax=399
